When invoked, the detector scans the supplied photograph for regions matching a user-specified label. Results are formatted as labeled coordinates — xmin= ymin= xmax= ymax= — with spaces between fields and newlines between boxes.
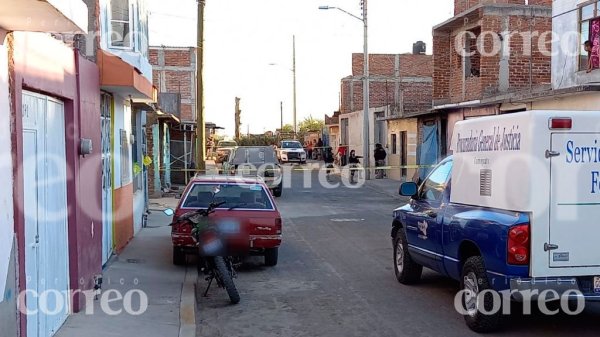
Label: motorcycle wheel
xmin=214 ymin=256 xmax=240 ymax=304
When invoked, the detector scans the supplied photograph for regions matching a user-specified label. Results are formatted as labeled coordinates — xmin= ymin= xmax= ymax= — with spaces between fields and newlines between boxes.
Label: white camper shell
xmin=450 ymin=110 xmax=600 ymax=278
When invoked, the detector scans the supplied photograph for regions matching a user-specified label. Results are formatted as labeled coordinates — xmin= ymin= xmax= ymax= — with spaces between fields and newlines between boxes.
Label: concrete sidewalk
xmin=363 ymin=177 xmax=404 ymax=199
xmin=56 ymin=198 xmax=194 ymax=337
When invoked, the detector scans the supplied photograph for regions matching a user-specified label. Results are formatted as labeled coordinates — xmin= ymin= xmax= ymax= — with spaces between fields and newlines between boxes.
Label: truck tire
xmin=460 ymin=256 xmax=502 ymax=333
xmin=393 ymin=230 xmax=422 ymax=284
xmin=264 ymin=248 xmax=279 ymax=266
xmin=214 ymin=256 xmax=240 ymax=304
xmin=173 ymin=247 xmax=186 ymax=266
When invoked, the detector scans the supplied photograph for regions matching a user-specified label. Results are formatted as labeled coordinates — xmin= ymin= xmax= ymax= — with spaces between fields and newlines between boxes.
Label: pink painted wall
xmin=11 ymin=32 xmax=102 ymax=317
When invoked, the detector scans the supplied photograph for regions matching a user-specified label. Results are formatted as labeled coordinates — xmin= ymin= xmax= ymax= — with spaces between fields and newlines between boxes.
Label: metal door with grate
xmin=101 ymin=94 xmax=113 ymax=265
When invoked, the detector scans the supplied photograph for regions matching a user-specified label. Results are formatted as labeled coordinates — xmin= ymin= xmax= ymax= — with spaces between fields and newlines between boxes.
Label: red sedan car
xmin=171 ymin=176 xmax=282 ymax=266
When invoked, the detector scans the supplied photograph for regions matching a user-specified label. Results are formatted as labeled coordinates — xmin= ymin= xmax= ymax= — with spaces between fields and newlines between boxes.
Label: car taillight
xmin=275 ymin=218 xmax=282 ymax=234
xmin=173 ymin=222 xmax=192 ymax=234
xmin=549 ymin=117 xmax=572 ymax=130
xmin=508 ymin=223 xmax=530 ymax=265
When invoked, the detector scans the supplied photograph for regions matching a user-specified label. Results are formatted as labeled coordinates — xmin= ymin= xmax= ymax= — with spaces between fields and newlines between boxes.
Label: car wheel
xmin=300 ymin=160 xmax=306 ymax=165
xmin=461 ymin=256 xmax=502 ymax=333
xmin=272 ymin=187 xmax=282 ymax=197
xmin=393 ymin=230 xmax=422 ymax=284
xmin=264 ymin=248 xmax=279 ymax=266
xmin=173 ymin=247 xmax=186 ymax=266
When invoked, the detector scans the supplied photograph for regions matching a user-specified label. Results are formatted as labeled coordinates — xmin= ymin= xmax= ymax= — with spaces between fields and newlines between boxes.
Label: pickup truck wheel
xmin=272 ymin=184 xmax=283 ymax=197
xmin=173 ymin=247 xmax=186 ymax=266
xmin=461 ymin=256 xmax=502 ymax=333
xmin=394 ymin=230 xmax=422 ymax=284
xmin=264 ymin=248 xmax=279 ymax=266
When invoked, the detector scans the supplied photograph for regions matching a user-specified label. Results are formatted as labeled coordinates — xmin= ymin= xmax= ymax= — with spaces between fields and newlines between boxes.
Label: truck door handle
xmin=545 ymin=150 xmax=560 ymax=158
xmin=544 ymin=243 xmax=559 ymax=251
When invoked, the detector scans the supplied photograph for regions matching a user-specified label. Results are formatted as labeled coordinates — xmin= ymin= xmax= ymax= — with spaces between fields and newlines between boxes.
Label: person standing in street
xmin=337 ymin=144 xmax=348 ymax=166
xmin=374 ymin=143 xmax=387 ymax=179
xmin=323 ymin=147 xmax=335 ymax=181
xmin=348 ymin=150 xmax=361 ymax=184
xmin=317 ymin=138 xmax=324 ymax=160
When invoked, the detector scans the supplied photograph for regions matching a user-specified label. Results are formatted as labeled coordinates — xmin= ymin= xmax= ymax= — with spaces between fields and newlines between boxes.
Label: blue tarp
xmin=419 ymin=124 xmax=438 ymax=180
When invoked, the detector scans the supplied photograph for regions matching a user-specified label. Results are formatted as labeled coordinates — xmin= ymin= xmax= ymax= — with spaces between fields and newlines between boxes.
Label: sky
xmin=148 ymin=0 xmax=454 ymax=137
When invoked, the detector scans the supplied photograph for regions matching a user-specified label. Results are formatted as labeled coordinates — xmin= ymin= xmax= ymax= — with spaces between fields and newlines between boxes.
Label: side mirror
xmin=399 ymin=182 xmax=418 ymax=197
xmin=163 ymin=208 xmax=175 ymax=216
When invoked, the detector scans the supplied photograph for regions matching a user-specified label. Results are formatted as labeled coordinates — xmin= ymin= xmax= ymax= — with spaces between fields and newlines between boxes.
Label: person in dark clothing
xmin=323 ymin=147 xmax=335 ymax=180
xmin=374 ymin=143 xmax=387 ymax=179
xmin=348 ymin=150 xmax=362 ymax=183
xmin=317 ymin=138 xmax=324 ymax=160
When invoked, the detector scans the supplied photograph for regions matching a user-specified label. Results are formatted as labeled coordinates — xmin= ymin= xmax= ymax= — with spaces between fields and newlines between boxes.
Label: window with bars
xmin=579 ymin=1 xmax=600 ymax=72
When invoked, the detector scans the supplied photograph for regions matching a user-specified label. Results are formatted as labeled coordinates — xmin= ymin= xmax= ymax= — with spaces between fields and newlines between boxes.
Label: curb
xmin=179 ymin=267 xmax=197 ymax=337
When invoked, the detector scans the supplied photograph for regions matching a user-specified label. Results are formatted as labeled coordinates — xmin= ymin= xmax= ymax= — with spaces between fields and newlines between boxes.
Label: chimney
xmin=412 ymin=41 xmax=426 ymax=55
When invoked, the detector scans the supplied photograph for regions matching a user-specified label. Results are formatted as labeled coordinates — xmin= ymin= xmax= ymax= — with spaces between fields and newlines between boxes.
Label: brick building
xmin=337 ymin=50 xmax=433 ymax=181
xmin=149 ymin=46 xmax=196 ymax=121
xmin=422 ymin=0 xmax=552 ymax=172
xmin=340 ymin=53 xmax=433 ymax=115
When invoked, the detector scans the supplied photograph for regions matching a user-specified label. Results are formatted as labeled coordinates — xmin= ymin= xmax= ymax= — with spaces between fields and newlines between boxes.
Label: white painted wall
xmin=133 ymin=191 xmax=144 ymax=234
xmin=341 ymin=106 xmax=388 ymax=161
xmin=0 ymin=42 xmax=15 ymax=301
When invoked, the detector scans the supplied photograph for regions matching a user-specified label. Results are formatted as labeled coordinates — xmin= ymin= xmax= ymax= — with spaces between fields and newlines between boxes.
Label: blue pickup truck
xmin=392 ymin=111 xmax=600 ymax=332
xmin=392 ymin=156 xmax=531 ymax=332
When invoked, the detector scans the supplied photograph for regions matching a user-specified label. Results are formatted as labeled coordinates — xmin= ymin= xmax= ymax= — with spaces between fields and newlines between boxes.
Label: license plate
xmin=594 ymin=276 xmax=600 ymax=293
xmin=219 ymin=222 xmax=240 ymax=234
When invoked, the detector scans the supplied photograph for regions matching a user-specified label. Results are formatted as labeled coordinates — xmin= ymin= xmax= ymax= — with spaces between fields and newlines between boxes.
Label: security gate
xmin=101 ymin=94 xmax=113 ymax=265
xmin=22 ymin=91 xmax=70 ymax=337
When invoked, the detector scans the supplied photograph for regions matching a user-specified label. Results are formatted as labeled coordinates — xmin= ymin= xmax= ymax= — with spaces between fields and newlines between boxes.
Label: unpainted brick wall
xmin=341 ymin=53 xmax=433 ymax=115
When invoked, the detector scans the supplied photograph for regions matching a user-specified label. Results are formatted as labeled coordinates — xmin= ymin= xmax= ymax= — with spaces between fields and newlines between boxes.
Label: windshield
xmin=182 ymin=183 xmax=274 ymax=210
xmin=281 ymin=141 xmax=302 ymax=149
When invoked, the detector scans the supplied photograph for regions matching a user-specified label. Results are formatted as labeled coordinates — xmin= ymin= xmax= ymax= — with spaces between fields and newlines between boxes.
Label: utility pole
xmin=292 ymin=35 xmax=297 ymax=139
xmin=195 ymin=0 xmax=206 ymax=172
xmin=280 ymin=101 xmax=283 ymax=135
xmin=361 ymin=0 xmax=370 ymax=179
xmin=234 ymin=97 xmax=241 ymax=140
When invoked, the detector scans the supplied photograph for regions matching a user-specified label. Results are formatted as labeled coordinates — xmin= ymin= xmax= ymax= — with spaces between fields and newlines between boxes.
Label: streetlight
xmin=319 ymin=1 xmax=370 ymax=179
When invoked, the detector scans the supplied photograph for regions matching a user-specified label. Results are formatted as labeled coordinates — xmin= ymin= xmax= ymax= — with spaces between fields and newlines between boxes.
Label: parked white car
xmin=276 ymin=140 xmax=306 ymax=164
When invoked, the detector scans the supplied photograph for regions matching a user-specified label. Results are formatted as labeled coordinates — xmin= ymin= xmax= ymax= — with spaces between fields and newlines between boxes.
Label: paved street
xmin=195 ymin=167 xmax=600 ymax=337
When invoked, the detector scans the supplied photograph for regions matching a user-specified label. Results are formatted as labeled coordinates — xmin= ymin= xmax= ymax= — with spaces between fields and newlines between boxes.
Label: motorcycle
xmin=169 ymin=199 xmax=241 ymax=304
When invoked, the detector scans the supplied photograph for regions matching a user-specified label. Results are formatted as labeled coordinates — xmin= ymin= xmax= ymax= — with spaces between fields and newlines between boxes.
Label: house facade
xmin=149 ymin=46 xmax=196 ymax=190
xmin=338 ymin=52 xmax=433 ymax=181
xmin=96 ymin=0 xmax=154 ymax=255
xmin=1 ymin=1 xmax=104 ymax=336
xmin=429 ymin=0 xmax=553 ymax=170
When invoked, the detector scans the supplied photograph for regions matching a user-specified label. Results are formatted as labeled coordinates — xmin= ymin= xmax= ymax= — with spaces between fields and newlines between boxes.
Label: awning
xmin=97 ymin=49 xmax=155 ymax=101
xmin=0 ymin=0 xmax=88 ymax=33
xmin=145 ymin=109 xmax=180 ymax=127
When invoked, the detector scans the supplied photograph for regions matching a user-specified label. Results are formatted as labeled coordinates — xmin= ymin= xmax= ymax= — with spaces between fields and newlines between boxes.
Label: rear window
xmin=218 ymin=141 xmax=237 ymax=147
xmin=231 ymin=147 xmax=276 ymax=164
xmin=182 ymin=183 xmax=274 ymax=210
